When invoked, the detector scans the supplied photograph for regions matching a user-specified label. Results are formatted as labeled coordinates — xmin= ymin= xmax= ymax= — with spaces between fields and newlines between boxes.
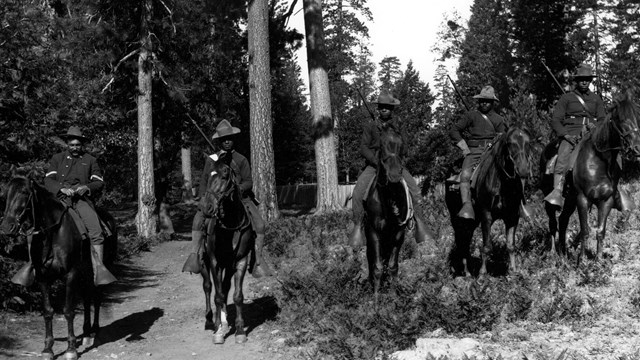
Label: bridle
xmin=600 ymin=113 xmax=640 ymax=158
xmin=501 ymin=130 xmax=532 ymax=180
xmin=205 ymin=164 xmax=249 ymax=231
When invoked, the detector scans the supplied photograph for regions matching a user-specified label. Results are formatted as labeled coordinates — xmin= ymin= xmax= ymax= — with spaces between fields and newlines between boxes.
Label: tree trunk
xmin=135 ymin=0 xmax=156 ymax=238
xmin=248 ymin=0 xmax=279 ymax=221
xmin=303 ymin=0 xmax=340 ymax=213
xmin=181 ymin=146 xmax=193 ymax=201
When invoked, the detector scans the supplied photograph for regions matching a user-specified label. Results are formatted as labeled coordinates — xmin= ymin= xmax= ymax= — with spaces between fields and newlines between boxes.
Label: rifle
xmin=353 ymin=87 xmax=376 ymax=121
xmin=186 ymin=113 xmax=217 ymax=152
xmin=541 ymin=59 xmax=566 ymax=94
xmin=447 ymin=75 xmax=470 ymax=111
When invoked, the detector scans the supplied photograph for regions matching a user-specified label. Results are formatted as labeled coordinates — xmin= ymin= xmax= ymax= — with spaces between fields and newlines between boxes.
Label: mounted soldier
xmin=449 ymin=85 xmax=507 ymax=220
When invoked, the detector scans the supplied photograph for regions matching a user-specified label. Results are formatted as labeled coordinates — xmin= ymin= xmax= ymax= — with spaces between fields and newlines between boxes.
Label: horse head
xmin=378 ymin=125 xmax=404 ymax=185
xmin=1 ymin=176 xmax=34 ymax=237
xmin=609 ymin=90 xmax=640 ymax=159
xmin=201 ymin=154 xmax=235 ymax=220
xmin=501 ymin=126 xmax=533 ymax=179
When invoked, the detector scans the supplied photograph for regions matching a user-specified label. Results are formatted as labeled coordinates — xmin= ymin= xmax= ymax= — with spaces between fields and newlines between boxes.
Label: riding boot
xmin=182 ymin=230 xmax=203 ymax=273
xmin=457 ymin=182 xmax=475 ymax=220
xmin=349 ymin=216 xmax=365 ymax=250
xmin=11 ymin=235 xmax=35 ymax=287
xmin=615 ymin=188 xmax=636 ymax=212
xmin=90 ymin=244 xmax=117 ymax=286
xmin=413 ymin=212 xmax=435 ymax=244
xmin=544 ymin=174 xmax=565 ymax=208
xmin=251 ymin=234 xmax=273 ymax=278
xmin=11 ymin=263 xmax=35 ymax=287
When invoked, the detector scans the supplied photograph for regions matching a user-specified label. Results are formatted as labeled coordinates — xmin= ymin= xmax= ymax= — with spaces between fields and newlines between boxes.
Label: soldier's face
xmin=221 ymin=138 xmax=234 ymax=151
xmin=378 ymin=104 xmax=394 ymax=121
xmin=478 ymin=99 xmax=494 ymax=113
xmin=67 ymin=140 xmax=83 ymax=157
xmin=576 ymin=78 xmax=592 ymax=93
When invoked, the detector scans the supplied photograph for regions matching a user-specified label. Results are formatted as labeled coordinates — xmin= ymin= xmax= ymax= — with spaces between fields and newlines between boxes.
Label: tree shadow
xmin=223 ymin=295 xmax=279 ymax=338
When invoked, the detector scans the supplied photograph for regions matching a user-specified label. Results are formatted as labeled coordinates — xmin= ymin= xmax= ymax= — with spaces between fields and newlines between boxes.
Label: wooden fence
xmin=276 ymin=184 xmax=355 ymax=209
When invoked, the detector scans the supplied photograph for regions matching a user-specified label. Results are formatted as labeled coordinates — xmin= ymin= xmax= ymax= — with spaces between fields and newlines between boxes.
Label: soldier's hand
xmin=563 ymin=134 xmax=579 ymax=145
xmin=75 ymin=185 xmax=90 ymax=196
xmin=60 ymin=188 xmax=74 ymax=197
xmin=587 ymin=122 xmax=597 ymax=131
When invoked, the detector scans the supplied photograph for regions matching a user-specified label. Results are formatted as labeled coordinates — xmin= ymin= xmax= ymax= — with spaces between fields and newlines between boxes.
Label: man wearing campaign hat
xmin=545 ymin=63 xmax=606 ymax=208
xmin=449 ymin=85 xmax=507 ymax=220
xmin=12 ymin=125 xmax=117 ymax=287
xmin=348 ymin=91 xmax=434 ymax=249
xmin=182 ymin=119 xmax=273 ymax=278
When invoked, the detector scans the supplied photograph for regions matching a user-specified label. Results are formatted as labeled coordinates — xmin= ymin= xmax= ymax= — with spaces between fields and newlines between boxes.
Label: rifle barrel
xmin=447 ymin=75 xmax=470 ymax=111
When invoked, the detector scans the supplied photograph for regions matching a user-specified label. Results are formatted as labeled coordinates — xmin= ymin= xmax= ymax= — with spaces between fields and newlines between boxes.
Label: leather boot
xmin=349 ymin=217 xmax=365 ymax=250
xmin=11 ymin=236 xmax=35 ymax=287
xmin=544 ymin=174 xmax=565 ymax=208
xmin=252 ymin=234 xmax=273 ymax=278
xmin=413 ymin=211 xmax=435 ymax=244
xmin=182 ymin=230 xmax=203 ymax=273
xmin=457 ymin=182 xmax=475 ymax=220
xmin=91 ymin=245 xmax=117 ymax=286
xmin=11 ymin=262 xmax=35 ymax=287
xmin=615 ymin=188 xmax=635 ymax=212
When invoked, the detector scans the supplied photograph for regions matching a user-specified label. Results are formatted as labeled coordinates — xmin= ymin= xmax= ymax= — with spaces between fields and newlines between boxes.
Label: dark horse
xmin=0 ymin=174 xmax=116 ymax=360
xmin=364 ymin=125 xmax=411 ymax=303
xmin=446 ymin=127 xmax=533 ymax=276
xmin=540 ymin=91 xmax=640 ymax=262
xmin=199 ymin=153 xmax=253 ymax=344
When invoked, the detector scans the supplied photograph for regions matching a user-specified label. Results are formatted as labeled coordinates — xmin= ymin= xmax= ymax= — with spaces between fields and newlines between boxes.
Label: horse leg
xmin=479 ymin=216 xmax=492 ymax=276
xmin=595 ymin=199 xmax=614 ymax=261
xmin=202 ymin=255 xmax=214 ymax=330
xmin=63 ymin=271 xmax=79 ymax=360
xmin=366 ymin=228 xmax=383 ymax=306
xmin=212 ymin=265 xmax=227 ymax=345
xmin=558 ymin=198 xmax=576 ymax=259
xmin=575 ymin=194 xmax=591 ymax=266
xmin=233 ymin=257 xmax=249 ymax=344
xmin=505 ymin=218 xmax=519 ymax=273
xmin=81 ymin=283 xmax=95 ymax=347
xmin=387 ymin=231 xmax=405 ymax=296
xmin=40 ymin=282 xmax=55 ymax=360
xmin=545 ymin=203 xmax=559 ymax=255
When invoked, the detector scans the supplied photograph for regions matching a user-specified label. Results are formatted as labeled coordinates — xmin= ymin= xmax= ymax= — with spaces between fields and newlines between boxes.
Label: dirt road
xmin=1 ymin=239 xmax=295 ymax=360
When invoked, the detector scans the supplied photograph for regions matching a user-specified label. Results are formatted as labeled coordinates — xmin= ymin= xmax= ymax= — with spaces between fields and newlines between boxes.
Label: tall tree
xmin=303 ymin=0 xmax=340 ymax=212
xmin=378 ymin=56 xmax=402 ymax=92
xmin=457 ymin=0 xmax=513 ymax=107
xmin=136 ymin=0 xmax=156 ymax=238
xmin=248 ymin=0 xmax=279 ymax=220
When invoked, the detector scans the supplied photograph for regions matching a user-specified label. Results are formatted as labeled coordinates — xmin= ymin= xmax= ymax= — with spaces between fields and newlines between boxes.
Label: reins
xmin=210 ymin=167 xmax=250 ymax=232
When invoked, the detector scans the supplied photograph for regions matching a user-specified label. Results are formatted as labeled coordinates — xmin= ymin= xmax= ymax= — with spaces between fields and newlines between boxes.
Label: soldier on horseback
xmin=348 ymin=91 xmax=433 ymax=249
xmin=449 ymin=86 xmax=507 ymax=220
xmin=12 ymin=126 xmax=117 ymax=287
xmin=182 ymin=119 xmax=273 ymax=278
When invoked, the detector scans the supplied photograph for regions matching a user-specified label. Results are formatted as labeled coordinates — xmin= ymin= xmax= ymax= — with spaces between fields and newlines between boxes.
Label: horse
xmin=445 ymin=126 xmax=533 ymax=276
xmin=0 ymin=174 xmax=117 ymax=360
xmin=540 ymin=91 xmax=640 ymax=263
xmin=199 ymin=153 xmax=253 ymax=344
xmin=364 ymin=124 xmax=411 ymax=303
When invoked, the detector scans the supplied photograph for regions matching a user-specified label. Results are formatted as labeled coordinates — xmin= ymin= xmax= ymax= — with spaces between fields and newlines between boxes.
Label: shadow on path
xmin=224 ymin=295 xmax=279 ymax=338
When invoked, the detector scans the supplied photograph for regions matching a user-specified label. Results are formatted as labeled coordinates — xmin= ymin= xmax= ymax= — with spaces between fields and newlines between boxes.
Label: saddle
xmin=544 ymin=135 xmax=589 ymax=175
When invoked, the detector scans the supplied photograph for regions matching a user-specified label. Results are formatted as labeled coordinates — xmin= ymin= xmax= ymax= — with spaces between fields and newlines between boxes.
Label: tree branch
xmin=101 ymin=48 xmax=140 ymax=92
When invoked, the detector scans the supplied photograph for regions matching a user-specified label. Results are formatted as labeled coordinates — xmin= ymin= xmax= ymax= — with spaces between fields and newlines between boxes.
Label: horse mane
xmin=592 ymin=90 xmax=639 ymax=152
xmin=474 ymin=127 xmax=525 ymax=195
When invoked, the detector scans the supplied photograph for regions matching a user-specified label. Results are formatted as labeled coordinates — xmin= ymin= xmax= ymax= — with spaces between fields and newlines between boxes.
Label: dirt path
xmin=1 ymin=239 xmax=294 ymax=360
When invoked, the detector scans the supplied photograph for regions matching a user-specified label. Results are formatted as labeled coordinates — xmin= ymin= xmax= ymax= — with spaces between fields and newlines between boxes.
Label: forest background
xmin=0 ymin=0 xmax=639 ymax=238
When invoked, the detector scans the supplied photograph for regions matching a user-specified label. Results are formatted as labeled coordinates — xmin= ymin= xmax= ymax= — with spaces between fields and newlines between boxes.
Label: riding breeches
xmin=351 ymin=165 xmax=421 ymax=219
xmin=75 ymin=199 xmax=103 ymax=245
xmin=460 ymin=147 xmax=484 ymax=183
xmin=554 ymin=139 xmax=575 ymax=175
xmin=192 ymin=209 xmax=205 ymax=231
xmin=242 ymin=198 xmax=265 ymax=235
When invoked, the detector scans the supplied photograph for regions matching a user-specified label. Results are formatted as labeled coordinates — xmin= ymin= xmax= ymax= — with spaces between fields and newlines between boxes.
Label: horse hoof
xmin=213 ymin=333 xmax=225 ymax=344
xmin=82 ymin=336 xmax=94 ymax=347
xmin=64 ymin=350 xmax=78 ymax=360
xmin=235 ymin=334 xmax=247 ymax=344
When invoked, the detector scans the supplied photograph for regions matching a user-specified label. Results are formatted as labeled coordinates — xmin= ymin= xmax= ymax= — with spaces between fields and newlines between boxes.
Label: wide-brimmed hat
xmin=372 ymin=92 xmax=401 ymax=106
xmin=60 ymin=126 xmax=89 ymax=142
xmin=212 ymin=119 xmax=241 ymax=140
xmin=472 ymin=86 xmax=499 ymax=101
xmin=572 ymin=63 xmax=595 ymax=79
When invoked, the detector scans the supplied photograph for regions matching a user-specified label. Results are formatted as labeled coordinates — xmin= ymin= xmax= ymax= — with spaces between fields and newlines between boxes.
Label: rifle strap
xmin=573 ymin=93 xmax=594 ymax=122
xmin=480 ymin=113 xmax=496 ymax=132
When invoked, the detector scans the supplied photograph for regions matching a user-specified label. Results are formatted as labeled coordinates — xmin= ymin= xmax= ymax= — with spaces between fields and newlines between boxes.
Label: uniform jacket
xmin=360 ymin=119 xmax=407 ymax=168
xmin=449 ymin=109 xmax=507 ymax=147
xmin=551 ymin=89 xmax=605 ymax=137
xmin=198 ymin=150 xmax=253 ymax=198
xmin=44 ymin=150 xmax=104 ymax=200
